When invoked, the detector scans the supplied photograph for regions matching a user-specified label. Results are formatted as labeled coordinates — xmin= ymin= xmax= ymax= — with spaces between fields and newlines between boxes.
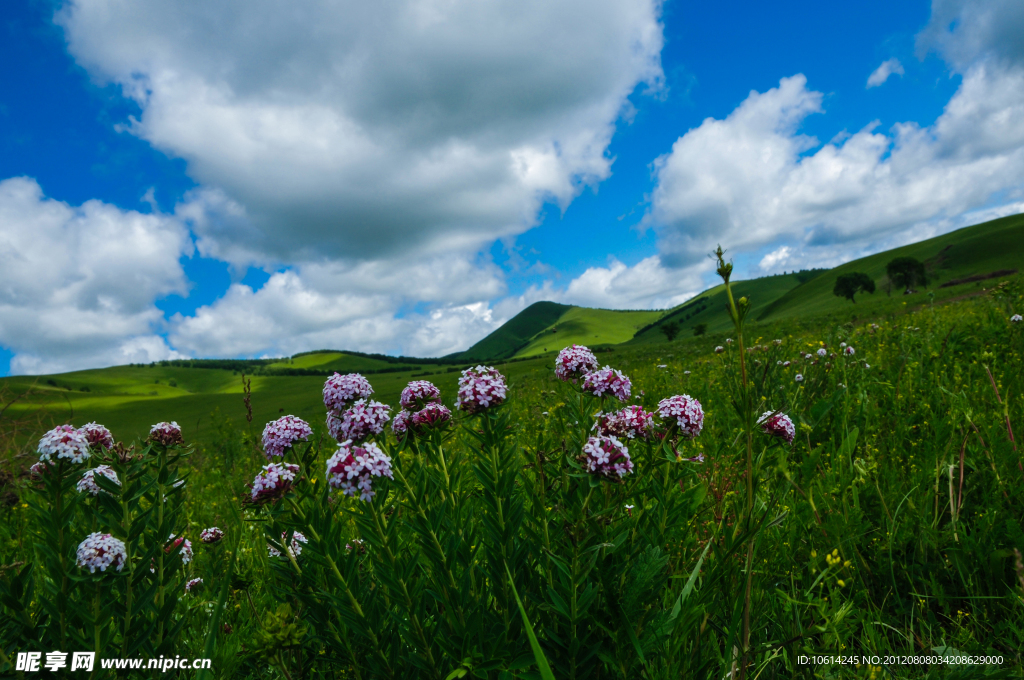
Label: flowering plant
xmin=555 ymin=344 xmax=599 ymax=381
xmin=38 ymin=425 xmax=91 ymax=464
xmin=261 ymin=415 xmax=313 ymax=459
xmin=326 ymin=441 xmax=393 ymax=501
xmin=456 ymin=366 xmax=507 ymax=414
xmin=582 ymin=366 xmax=632 ymax=401
xmin=323 ymin=372 xmax=374 ymax=412
xmin=76 ymin=533 xmax=127 ymax=573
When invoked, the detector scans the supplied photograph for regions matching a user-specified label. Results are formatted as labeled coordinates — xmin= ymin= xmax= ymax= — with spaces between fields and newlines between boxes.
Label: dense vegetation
xmin=2 ymin=266 xmax=1022 ymax=678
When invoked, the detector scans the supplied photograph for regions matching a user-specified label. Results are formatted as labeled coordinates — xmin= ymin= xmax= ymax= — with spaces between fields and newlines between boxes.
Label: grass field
xmin=2 ymin=272 xmax=1023 ymax=679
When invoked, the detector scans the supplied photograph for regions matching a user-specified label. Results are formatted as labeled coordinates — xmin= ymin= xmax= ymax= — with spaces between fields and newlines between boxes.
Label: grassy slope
xmin=513 ymin=307 xmax=664 ymax=358
xmin=758 ymin=212 xmax=1024 ymax=322
xmin=628 ymin=273 xmax=811 ymax=345
xmin=451 ymin=301 xmax=571 ymax=361
xmin=0 ymin=353 xmax=556 ymax=448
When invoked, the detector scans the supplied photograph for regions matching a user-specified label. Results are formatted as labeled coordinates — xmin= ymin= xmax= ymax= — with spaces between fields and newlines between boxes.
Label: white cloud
xmin=56 ymin=0 xmax=665 ymax=267
xmin=759 ymin=246 xmax=791 ymax=272
xmin=560 ymin=256 xmax=705 ymax=310
xmin=917 ymin=0 xmax=1024 ymax=71
xmin=648 ymin=60 xmax=1024 ymax=279
xmin=866 ymin=58 xmax=904 ymax=88
xmin=0 ymin=177 xmax=191 ymax=373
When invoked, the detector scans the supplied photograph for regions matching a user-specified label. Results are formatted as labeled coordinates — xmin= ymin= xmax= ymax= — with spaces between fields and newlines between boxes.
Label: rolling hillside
xmin=2 ymin=210 xmax=1022 ymax=451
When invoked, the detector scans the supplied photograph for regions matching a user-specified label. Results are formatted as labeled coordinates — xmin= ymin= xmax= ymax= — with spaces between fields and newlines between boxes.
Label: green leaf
xmin=504 ymin=563 xmax=556 ymax=680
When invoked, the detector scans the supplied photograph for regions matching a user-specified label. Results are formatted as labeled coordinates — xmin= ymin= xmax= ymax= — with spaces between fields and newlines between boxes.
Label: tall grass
xmin=1 ymin=278 xmax=1023 ymax=679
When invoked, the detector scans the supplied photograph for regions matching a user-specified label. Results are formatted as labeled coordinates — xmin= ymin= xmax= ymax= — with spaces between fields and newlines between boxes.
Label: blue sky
xmin=2 ymin=0 xmax=1023 ymax=375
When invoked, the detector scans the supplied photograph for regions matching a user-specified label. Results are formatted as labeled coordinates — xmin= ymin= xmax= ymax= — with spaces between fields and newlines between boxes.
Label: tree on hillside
xmin=833 ymin=272 xmax=876 ymax=303
xmin=660 ymin=321 xmax=680 ymax=342
xmin=693 ymin=323 xmax=707 ymax=336
xmin=886 ymin=257 xmax=928 ymax=292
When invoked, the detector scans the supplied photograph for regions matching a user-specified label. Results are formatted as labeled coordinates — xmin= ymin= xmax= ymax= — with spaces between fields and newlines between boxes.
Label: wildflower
xmin=323 ymin=373 xmax=373 ymax=412
xmin=261 ymin=415 xmax=312 ymax=459
xmin=863 ymin=363 xmax=870 ymax=369
xmin=773 ymin=339 xmax=782 ymax=345
xmin=76 ymin=533 xmax=127 ymax=573
xmin=582 ymin=366 xmax=632 ymax=401
xmin=29 ymin=460 xmax=54 ymax=477
xmin=657 ymin=364 xmax=668 ymax=368
xmin=816 ymin=348 xmax=827 ymax=357
xmin=185 ymin=577 xmax=203 ymax=594
xmin=657 ymin=394 xmax=704 ymax=438
xmin=330 ymin=399 xmax=391 ymax=443
xmin=1012 ymin=314 xmax=1022 ymax=323
xmin=392 ymin=409 xmax=412 ymax=437
xmin=38 ymin=425 xmax=91 ymax=464
xmin=683 ymin=370 xmax=691 ymax=375
xmin=400 ymin=380 xmax=442 ymax=409
xmin=714 ymin=346 xmax=724 ymax=354
xmin=783 ymin=361 xmax=791 ymax=367
xmin=326 ymin=441 xmax=393 ymax=501
xmin=757 ymin=411 xmax=795 ymax=444
xmin=268 ymin=531 xmax=307 ymax=559
xmin=836 ymin=580 xmax=846 ymax=588
xmin=624 ymin=504 xmax=634 ymax=517
xmin=840 ymin=342 xmax=847 ymax=348
xmin=411 ymin=402 xmax=452 ymax=433
xmin=795 ymin=374 xmax=804 ymax=382
xmin=200 ymin=527 xmax=225 ymax=544
xmin=726 ymin=338 xmax=733 ymax=344
xmin=80 ymin=422 xmax=114 ymax=449
xmin=582 ymin=435 xmax=634 ymax=479
xmin=77 ymin=465 xmax=120 ymax=496
xmin=250 ymin=462 xmax=300 ymax=504
xmin=595 ymin=405 xmax=655 ymax=440
xmin=149 ymin=422 xmax=183 ymax=446
xmin=871 ymin=323 xmax=879 ymax=330
xmin=555 ymin=345 xmax=599 ymax=381
xmin=456 ymin=365 xmax=508 ymax=414
xmin=166 ymin=534 xmax=194 ymax=565
xmin=345 ymin=538 xmax=366 ymax=554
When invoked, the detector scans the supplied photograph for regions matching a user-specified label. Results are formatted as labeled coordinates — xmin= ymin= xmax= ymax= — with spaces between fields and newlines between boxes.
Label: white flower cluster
xmin=80 ymin=422 xmax=114 ymax=449
xmin=329 ymin=399 xmax=391 ymax=443
xmin=76 ymin=533 xmax=127 ymax=573
xmin=582 ymin=435 xmax=633 ymax=478
xmin=261 ymin=415 xmax=312 ymax=459
xmin=456 ymin=366 xmax=508 ymax=414
xmin=555 ymin=345 xmax=599 ymax=382
xmin=657 ymin=394 xmax=704 ymax=438
xmin=185 ymin=577 xmax=203 ymax=594
xmin=166 ymin=534 xmax=193 ymax=565
xmin=200 ymin=527 xmax=224 ymax=544
xmin=37 ymin=425 xmax=91 ymax=464
xmin=326 ymin=441 xmax=393 ymax=501
xmin=1012 ymin=314 xmax=1022 ymax=323
xmin=400 ymin=380 xmax=442 ymax=409
xmin=149 ymin=421 xmax=183 ymax=446
xmin=757 ymin=411 xmax=796 ymax=444
xmin=77 ymin=465 xmax=120 ymax=496
xmin=595 ymin=405 xmax=655 ymax=440
xmin=582 ymin=366 xmax=632 ymax=401
xmin=268 ymin=531 xmax=308 ymax=559
xmin=323 ymin=373 xmax=373 ymax=412
xmin=251 ymin=462 xmax=299 ymax=503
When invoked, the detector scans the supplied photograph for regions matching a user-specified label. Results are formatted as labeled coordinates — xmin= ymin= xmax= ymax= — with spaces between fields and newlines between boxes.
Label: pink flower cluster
xmin=326 ymin=441 xmax=393 ymax=501
xmin=166 ymin=534 xmax=194 ymax=565
xmin=392 ymin=409 xmax=412 ymax=437
xmin=323 ymin=373 xmax=373 ymax=412
xmin=149 ymin=421 xmax=183 ymax=446
xmin=80 ymin=422 xmax=114 ymax=449
xmin=29 ymin=461 xmax=54 ymax=478
xmin=268 ymin=531 xmax=307 ymax=559
xmin=582 ymin=435 xmax=634 ymax=478
xmin=251 ymin=462 xmax=299 ymax=504
xmin=261 ymin=415 xmax=312 ymax=459
xmin=77 ymin=465 xmax=120 ymax=496
xmin=595 ymin=405 xmax=655 ymax=440
xmin=411 ymin=402 xmax=452 ymax=433
xmin=582 ymin=366 xmax=632 ymax=401
xmin=456 ymin=366 xmax=507 ymax=414
xmin=38 ymin=425 xmax=91 ymax=464
xmin=843 ymin=346 xmax=856 ymax=356
xmin=185 ymin=578 xmax=203 ymax=594
xmin=328 ymin=399 xmax=391 ymax=443
xmin=76 ymin=533 xmax=127 ymax=573
xmin=555 ymin=345 xmax=599 ymax=382
xmin=758 ymin=411 xmax=795 ymax=444
xmin=657 ymin=394 xmax=704 ymax=438
xmin=200 ymin=527 xmax=225 ymax=544
xmin=400 ymin=380 xmax=442 ymax=409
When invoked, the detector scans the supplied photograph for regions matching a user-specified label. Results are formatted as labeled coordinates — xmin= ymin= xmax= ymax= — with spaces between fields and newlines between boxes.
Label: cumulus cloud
xmin=0 ymin=177 xmax=191 ymax=373
xmin=560 ymin=256 xmax=705 ymax=310
xmin=866 ymin=58 xmax=904 ymax=88
xmin=917 ymin=0 xmax=1024 ymax=70
xmin=168 ymin=254 xmax=507 ymax=358
xmin=56 ymin=0 xmax=664 ymax=267
xmin=648 ymin=58 xmax=1024 ymax=279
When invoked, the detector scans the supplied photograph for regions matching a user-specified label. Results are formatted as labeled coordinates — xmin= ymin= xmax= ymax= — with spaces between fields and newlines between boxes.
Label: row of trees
xmin=833 ymin=256 xmax=928 ymax=303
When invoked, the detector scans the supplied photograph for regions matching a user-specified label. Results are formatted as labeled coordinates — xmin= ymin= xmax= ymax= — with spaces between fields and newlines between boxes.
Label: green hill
xmin=450 ymin=301 xmax=571 ymax=361
xmin=757 ymin=212 xmax=1024 ymax=322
